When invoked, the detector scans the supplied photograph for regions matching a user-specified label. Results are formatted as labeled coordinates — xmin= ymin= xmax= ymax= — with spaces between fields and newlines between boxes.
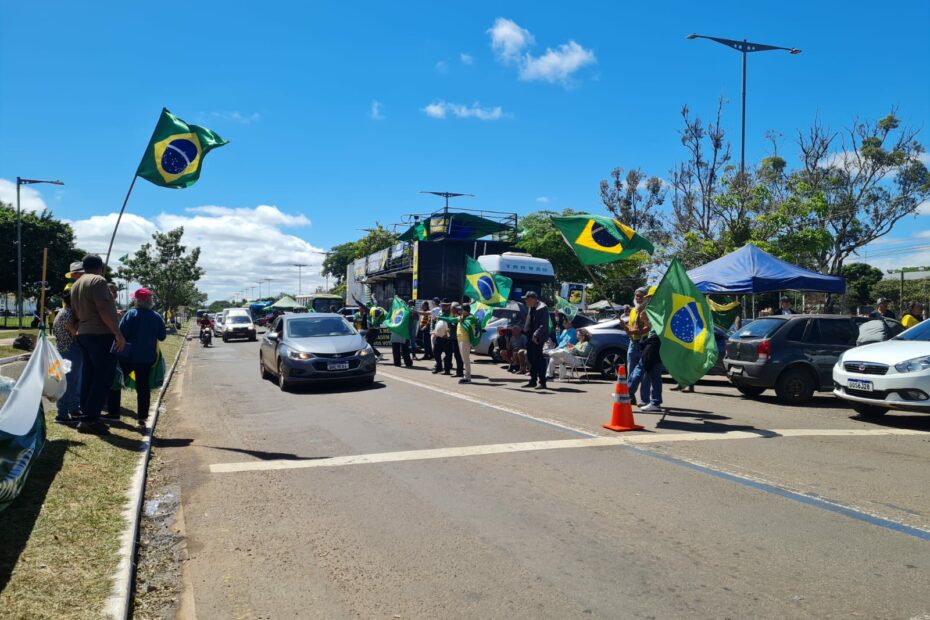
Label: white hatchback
xmin=833 ymin=320 xmax=930 ymax=418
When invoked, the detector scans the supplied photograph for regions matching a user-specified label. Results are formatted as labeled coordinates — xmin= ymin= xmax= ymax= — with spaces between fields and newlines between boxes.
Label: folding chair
xmin=565 ymin=349 xmax=596 ymax=383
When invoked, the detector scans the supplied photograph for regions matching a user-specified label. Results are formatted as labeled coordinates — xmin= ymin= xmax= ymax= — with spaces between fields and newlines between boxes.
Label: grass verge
xmin=0 ymin=325 xmax=188 ymax=620
xmin=0 ymin=328 xmax=42 ymax=337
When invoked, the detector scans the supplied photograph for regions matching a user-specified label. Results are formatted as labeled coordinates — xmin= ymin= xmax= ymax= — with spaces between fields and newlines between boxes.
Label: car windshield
xmin=287 ymin=317 xmax=355 ymax=338
xmin=733 ymin=318 xmax=786 ymax=339
xmin=894 ymin=319 xmax=930 ymax=342
xmin=228 ymin=315 xmax=251 ymax=324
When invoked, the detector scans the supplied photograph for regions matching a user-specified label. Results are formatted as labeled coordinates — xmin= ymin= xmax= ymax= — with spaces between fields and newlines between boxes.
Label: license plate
xmin=327 ymin=362 xmax=349 ymax=371
xmin=848 ymin=379 xmax=873 ymax=392
xmin=728 ymin=366 xmax=743 ymax=376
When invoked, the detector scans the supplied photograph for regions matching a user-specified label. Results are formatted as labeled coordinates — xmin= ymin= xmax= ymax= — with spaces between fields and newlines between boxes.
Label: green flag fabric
xmin=551 ymin=214 xmax=654 ymax=266
xmin=463 ymin=256 xmax=512 ymax=306
xmin=708 ymin=297 xmax=740 ymax=330
xmin=136 ymin=108 xmax=228 ymax=188
xmin=386 ymin=296 xmax=410 ymax=335
xmin=555 ymin=295 xmax=579 ymax=321
xmin=645 ymin=258 xmax=719 ymax=387
xmin=472 ymin=302 xmax=495 ymax=330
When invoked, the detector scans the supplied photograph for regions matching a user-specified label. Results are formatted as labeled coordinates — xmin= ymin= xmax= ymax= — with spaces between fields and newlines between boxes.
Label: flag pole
xmin=104 ymin=174 xmax=139 ymax=269
xmin=556 ymin=230 xmax=599 ymax=284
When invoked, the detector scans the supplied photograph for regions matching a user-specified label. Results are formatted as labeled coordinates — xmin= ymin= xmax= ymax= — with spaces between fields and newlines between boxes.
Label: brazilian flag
xmin=708 ymin=297 xmax=740 ymax=330
xmin=136 ymin=108 xmax=228 ymax=188
xmin=645 ymin=258 xmax=718 ymax=387
xmin=463 ymin=256 xmax=511 ymax=306
xmin=555 ymin=295 xmax=579 ymax=322
xmin=551 ymin=214 xmax=654 ymax=266
xmin=472 ymin=301 xmax=495 ymax=330
xmin=386 ymin=296 xmax=410 ymax=336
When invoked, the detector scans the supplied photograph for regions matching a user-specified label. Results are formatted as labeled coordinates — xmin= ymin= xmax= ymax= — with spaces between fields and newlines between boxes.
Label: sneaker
xmin=684 ymin=386 xmax=695 ymax=393
xmin=432 ymin=368 xmax=441 ymax=374
xmin=77 ymin=420 xmax=111 ymax=435
xmin=536 ymin=383 xmax=547 ymax=390
xmin=442 ymin=371 xmax=451 ymax=375
xmin=54 ymin=413 xmax=81 ymax=426
xmin=639 ymin=403 xmax=662 ymax=413
xmin=458 ymin=378 xmax=471 ymax=384
xmin=101 ymin=412 xmax=120 ymax=422
xmin=670 ymin=385 xmax=683 ymax=392
xmin=522 ymin=382 xmax=537 ymax=388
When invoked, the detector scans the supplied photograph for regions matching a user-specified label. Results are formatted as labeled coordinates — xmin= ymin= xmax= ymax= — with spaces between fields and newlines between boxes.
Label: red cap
xmin=131 ymin=287 xmax=153 ymax=302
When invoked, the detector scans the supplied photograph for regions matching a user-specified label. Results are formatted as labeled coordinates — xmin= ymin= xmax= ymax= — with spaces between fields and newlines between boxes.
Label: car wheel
xmin=597 ymin=349 xmax=628 ymax=380
xmin=852 ymin=403 xmax=888 ymax=418
xmin=735 ymin=384 xmax=766 ymax=397
xmin=277 ymin=360 xmax=291 ymax=392
xmin=775 ymin=367 xmax=816 ymax=404
xmin=260 ymin=356 xmax=271 ymax=380
xmin=222 ymin=334 xmax=228 ymax=343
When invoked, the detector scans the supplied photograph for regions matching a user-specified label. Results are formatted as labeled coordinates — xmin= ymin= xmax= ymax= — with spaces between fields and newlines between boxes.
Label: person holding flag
xmin=641 ymin=259 xmax=719 ymax=410
xmin=386 ymin=297 xmax=416 ymax=367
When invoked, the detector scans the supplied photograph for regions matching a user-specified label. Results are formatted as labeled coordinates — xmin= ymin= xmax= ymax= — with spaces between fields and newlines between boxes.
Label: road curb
xmin=104 ymin=326 xmax=191 ymax=620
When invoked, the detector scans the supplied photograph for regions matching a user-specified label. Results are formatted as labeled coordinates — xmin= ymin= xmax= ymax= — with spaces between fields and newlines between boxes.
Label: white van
xmin=221 ymin=308 xmax=257 ymax=342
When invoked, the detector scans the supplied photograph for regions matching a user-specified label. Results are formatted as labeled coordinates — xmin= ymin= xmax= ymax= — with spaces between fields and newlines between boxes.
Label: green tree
xmin=0 ymin=202 xmax=83 ymax=299
xmin=599 ymin=167 xmax=669 ymax=246
xmin=118 ymin=227 xmax=205 ymax=312
xmin=840 ymin=263 xmax=884 ymax=309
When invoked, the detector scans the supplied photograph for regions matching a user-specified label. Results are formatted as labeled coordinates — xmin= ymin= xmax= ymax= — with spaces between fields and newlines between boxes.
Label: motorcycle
xmin=200 ymin=325 xmax=213 ymax=347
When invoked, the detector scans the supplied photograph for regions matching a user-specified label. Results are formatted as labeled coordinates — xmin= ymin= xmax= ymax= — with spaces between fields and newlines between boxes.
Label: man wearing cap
xmin=69 ymin=254 xmax=126 ymax=435
xmin=619 ymin=287 xmax=650 ymax=405
xmin=870 ymin=298 xmax=896 ymax=320
xmin=776 ymin=296 xmax=798 ymax=315
xmin=521 ymin=291 xmax=550 ymax=389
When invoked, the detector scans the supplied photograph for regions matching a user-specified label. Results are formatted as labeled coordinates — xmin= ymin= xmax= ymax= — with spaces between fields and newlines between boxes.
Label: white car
xmin=833 ymin=320 xmax=930 ymax=418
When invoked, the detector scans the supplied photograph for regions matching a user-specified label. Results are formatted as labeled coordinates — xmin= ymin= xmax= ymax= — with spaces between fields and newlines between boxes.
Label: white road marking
xmin=209 ymin=428 xmax=924 ymax=474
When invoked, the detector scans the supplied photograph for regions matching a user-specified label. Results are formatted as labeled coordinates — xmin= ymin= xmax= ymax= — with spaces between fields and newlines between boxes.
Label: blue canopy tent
xmin=687 ymin=244 xmax=846 ymax=295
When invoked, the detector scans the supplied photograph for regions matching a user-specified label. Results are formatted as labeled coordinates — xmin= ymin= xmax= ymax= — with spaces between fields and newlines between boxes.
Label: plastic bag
xmin=42 ymin=341 xmax=71 ymax=402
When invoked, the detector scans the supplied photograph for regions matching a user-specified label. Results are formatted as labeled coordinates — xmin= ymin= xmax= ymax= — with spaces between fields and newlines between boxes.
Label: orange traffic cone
xmin=602 ymin=365 xmax=643 ymax=432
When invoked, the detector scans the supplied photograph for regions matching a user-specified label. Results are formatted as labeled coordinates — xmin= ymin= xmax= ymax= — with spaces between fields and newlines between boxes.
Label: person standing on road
xmin=52 ymin=288 xmax=83 ymax=425
xmin=456 ymin=303 xmax=480 ymax=384
xmin=390 ymin=307 xmax=415 ymax=368
xmin=901 ymin=301 xmax=924 ymax=328
xmin=620 ymin=287 xmax=650 ymax=405
xmin=418 ymin=301 xmax=433 ymax=360
xmin=776 ymin=296 xmax=798 ymax=315
xmin=521 ymin=291 xmax=550 ymax=390
xmin=870 ymin=298 xmax=896 ymax=320
xmin=69 ymin=254 xmax=126 ymax=435
xmin=431 ymin=314 xmax=452 ymax=374
xmin=447 ymin=303 xmax=465 ymax=377
xmin=110 ymin=288 xmax=166 ymax=426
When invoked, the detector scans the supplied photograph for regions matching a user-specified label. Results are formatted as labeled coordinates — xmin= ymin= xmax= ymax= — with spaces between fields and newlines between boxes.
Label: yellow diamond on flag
xmin=663 ymin=292 xmax=710 ymax=352
xmin=574 ymin=218 xmax=625 ymax=255
xmin=152 ymin=132 xmax=203 ymax=184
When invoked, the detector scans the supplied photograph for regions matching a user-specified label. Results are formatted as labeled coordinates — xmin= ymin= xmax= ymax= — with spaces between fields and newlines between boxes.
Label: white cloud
xmin=68 ymin=205 xmax=327 ymax=302
xmin=370 ymin=100 xmax=385 ymax=120
xmin=460 ymin=52 xmax=474 ymax=65
xmin=435 ymin=60 xmax=449 ymax=73
xmin=521 ymin=41 xmax=597 ymax=84
xmin=207 ymin=111 xmax=262 ymax=124
xmin=535 ymin=196 xmax=550 ymax=203
xmin=0 ymin=178 xmax=49 ymax=213
xmin=917 ymin=199 xmax=929 ymax=215
xmin=489 ymin=18 xmax=534 ymax=63
xmin=422 ymin=101 xmax=505 ymax=121
xmin=488 ymin=18 xmax=595 ymax=85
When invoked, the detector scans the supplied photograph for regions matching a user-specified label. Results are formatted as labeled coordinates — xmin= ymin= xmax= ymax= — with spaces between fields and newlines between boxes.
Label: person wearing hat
xmin=65 ymin=260 xmax=85 ymax=280
xmin=619 ymin=286 xmax=651 ymax=405
xmin=521 ymin=291 xmax=550 ymax=389
xmin=69 ymin=254 xmax=126 ymax=435
xmin=625 ymin=286 xmax=663 ymax=411
xmin=456 ymin=303 xmax=481 ymax=384
xmin=447 ymin=303 xmax=465 ymax=377
xmin=870 ymin=298 xmax=896 ymax=320
xmin=110 ymin=287 xmax=166 ymax=426
xmin=776 ymin=296 xmax=798 ymax=315
xmin=52 ymin=286 xmax=83 ymax=424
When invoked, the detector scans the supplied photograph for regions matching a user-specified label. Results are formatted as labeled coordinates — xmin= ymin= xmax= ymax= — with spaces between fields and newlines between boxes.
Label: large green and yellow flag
xmin=136 ymin=108 xmax=228 ymax=188
xmin=551 ymin=214 xmax=654 ymax=266
xmin=463 ymin=256 xmax=512 ymax=306
xmin=386 ymin=296 xmax=410 ymax=335
xmin=645 ymin=258 xmax=719 ymax=387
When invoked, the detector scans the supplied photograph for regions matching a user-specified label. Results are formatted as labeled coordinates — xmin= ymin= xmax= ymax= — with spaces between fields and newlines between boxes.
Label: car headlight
xmin=287 ymin=349 xmax=314 ymax=360
xmin=358 ymin=346 xmax=373 ymax=357
xmin=894 ymin=356 xmax=930 ymax=373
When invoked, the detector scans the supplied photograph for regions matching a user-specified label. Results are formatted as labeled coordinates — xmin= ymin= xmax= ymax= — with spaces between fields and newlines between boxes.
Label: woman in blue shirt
xmin=116 ymin=288 xmax=166 ymax=424
xmin=546 ymin=315 xmax=577 ymax=379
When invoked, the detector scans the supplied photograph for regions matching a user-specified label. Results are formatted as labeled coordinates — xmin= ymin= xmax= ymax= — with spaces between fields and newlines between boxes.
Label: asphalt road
xmin=156 ymin=336 xmax=930 ymax=619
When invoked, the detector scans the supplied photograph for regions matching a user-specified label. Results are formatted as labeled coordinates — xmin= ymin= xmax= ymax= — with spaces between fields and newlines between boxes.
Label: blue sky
xmin=1 ymin=1 xmax=928 ymax=299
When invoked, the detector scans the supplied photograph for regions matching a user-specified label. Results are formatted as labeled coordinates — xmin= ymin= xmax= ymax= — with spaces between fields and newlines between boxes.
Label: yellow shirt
xmin=628 ymin=307 xmax=641 ymax=341
xmin=901 ymin=314 xmax=921 ymax=328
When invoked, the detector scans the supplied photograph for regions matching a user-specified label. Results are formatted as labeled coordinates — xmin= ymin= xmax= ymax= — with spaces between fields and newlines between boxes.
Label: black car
xmin=724 ymin=315 xmax=866 ymax=404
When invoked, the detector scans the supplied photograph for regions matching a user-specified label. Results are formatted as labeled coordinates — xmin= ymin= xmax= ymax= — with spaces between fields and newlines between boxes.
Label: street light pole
xmin=16 ymin=177 xmax=64 ymax=327
xmin=686 ymin=34 xmax=801 ymax=178
xmin=292 ymin=263 xmax=307 ymax=296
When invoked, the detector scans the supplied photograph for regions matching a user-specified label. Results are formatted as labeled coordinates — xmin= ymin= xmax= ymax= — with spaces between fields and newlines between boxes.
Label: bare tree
xmin=796 ymin=111 xmax=930 ymax=275
xmin=599 ymin=167 xmax=668 ymax=243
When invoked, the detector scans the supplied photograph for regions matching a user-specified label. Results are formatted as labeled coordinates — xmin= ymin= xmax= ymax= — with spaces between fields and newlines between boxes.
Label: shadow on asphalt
xmin=0 ymin=438 xmax=84 ymax=591
xmin=654 ymin=418 xmax=782 ymax=436
xmin=202 ymin=445 xmax=330 ymax=461
xmin=847 ymin=414 xmax=930 ymax=432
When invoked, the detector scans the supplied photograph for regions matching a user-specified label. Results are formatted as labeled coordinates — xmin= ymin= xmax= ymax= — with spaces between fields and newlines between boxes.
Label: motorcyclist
xmin=198 ymin=315 xmax=214 ymax=341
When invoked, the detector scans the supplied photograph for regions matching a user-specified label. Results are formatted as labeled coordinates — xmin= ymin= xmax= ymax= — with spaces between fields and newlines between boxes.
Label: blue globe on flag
xmin=670 ymin=301 xmax=704 ymax=344
xmin=161 ymin=138 xmax=199 ymax=174
xmin=476 ymin=275 xmax=495 ymax=301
